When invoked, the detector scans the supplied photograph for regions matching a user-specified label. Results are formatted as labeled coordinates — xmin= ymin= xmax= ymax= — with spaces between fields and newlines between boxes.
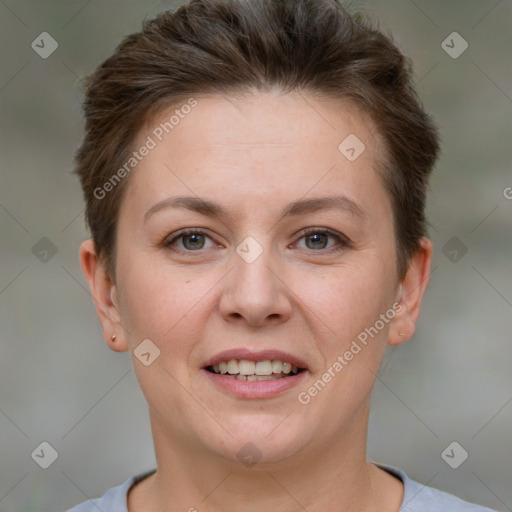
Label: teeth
xmin=238 ymin=359 xmax=256 ymax=375
xmin=254 ymin=360 xmax=273 ymax=375
xmin=238 ymin=374 xmax=285 ymax=381
xmin=208 ymin=359 xmax=301 ymax=377
xmin=271 ymin=360 xmax=283 ymax=373
xmin=227 ymin=360 xmax=238 ymax=374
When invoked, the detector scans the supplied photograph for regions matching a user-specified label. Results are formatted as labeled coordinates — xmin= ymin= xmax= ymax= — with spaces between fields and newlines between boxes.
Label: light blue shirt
xmin=67 ymin=464 xmax=498 ymax=511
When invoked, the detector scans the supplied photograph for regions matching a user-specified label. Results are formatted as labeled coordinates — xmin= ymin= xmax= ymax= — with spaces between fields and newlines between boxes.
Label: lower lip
xmin=201 ymin=369 xmax=308 ymax=399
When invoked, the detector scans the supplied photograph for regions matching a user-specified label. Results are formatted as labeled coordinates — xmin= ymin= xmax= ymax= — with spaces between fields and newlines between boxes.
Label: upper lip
xmin=202 ymin=348 xmax=309 ymax=370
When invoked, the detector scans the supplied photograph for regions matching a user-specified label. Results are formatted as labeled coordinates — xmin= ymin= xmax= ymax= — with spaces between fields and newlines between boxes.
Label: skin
xmin=80 ymin=91 xmax=432 ymax=511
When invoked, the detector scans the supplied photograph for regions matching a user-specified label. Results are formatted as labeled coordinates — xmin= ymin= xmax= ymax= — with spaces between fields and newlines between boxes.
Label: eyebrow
xmin=144 ymin=195 xmax=367 ymax=223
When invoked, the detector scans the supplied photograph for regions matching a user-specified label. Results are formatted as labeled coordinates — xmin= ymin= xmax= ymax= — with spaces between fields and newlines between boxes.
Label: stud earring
xmin=111 ymin=334 xmax=117 ymax=342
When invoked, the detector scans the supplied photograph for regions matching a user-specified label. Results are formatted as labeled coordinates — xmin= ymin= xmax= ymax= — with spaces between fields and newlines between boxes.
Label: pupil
xmin=307 ymin=233 xmax=327 ymax=249
xmin=183 ymin=234 xmax=205 ymax=250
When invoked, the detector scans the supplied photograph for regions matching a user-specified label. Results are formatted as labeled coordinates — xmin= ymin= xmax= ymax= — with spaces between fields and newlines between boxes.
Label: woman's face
xmin=104 ymin=92 xmax=418 ymax=466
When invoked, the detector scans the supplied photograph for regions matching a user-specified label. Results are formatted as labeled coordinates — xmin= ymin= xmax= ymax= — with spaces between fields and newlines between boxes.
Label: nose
xmin=218 ymin=246 xmax=293 ymax=327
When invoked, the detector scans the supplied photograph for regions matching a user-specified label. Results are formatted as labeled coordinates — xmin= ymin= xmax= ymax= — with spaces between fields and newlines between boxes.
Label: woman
xmin=69 ymin=0 xmax=497 ymax=510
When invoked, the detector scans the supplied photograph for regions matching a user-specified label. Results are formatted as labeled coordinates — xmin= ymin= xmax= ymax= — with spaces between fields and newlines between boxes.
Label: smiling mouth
xmin=205 ymin=359 xmax=305 ymax=381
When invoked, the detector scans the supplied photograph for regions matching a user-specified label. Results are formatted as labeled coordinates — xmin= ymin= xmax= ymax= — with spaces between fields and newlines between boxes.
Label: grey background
xmin=0 ymin=0 xmax=511 ymax=510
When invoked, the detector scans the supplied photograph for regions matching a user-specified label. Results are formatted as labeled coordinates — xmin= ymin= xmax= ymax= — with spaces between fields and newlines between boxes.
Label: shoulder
xmin=65 ymin=470 xmax=156 ymax=512
xmin=66 ymin=465 xmax=497 ymax=512
xmin=375 ymin=463 xmax=498 ymax=512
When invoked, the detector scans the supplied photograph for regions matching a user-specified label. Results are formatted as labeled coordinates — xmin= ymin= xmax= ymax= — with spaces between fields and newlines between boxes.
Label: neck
xmin=129 ymin=401 xmax=402 ymax=512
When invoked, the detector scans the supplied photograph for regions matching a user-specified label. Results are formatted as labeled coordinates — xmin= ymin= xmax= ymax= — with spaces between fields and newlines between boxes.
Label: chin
xmin=202 ymin=415 xmax=313 ymax=468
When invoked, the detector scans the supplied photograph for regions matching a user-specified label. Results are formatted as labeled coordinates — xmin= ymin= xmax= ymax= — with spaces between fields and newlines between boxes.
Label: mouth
xmin=201 ymin=349 xmax=309 ymax=398
xmin=204 ymin=359 xmax=304 ymax=381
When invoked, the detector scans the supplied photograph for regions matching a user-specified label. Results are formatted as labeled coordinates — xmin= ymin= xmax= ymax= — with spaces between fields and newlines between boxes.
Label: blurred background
xmin=0 ymin=0 xmax=511 ymax=510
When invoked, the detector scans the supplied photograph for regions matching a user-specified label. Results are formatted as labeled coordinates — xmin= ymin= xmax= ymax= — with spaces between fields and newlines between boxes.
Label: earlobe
xmin=79 ymin=239 xmax=129 ymax=352
xmin=388 ymin=238 xmax=433 ymax=347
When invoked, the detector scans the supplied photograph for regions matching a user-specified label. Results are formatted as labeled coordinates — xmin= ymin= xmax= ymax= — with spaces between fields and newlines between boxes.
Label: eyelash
xmin=163 ymin=228 xmax=352 ymax=254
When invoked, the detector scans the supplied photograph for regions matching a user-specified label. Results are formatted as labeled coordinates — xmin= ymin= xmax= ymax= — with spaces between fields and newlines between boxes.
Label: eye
xmin=163 ymin=228 xmax=351 ymax=254
xmin=164 ymin=229 xmax=217 ymax=251
xmin=294 ymin=228 xmax=351 ymax=252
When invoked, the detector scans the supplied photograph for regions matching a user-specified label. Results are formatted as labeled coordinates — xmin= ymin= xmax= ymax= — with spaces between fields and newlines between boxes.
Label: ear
xmin=388 ymin=237 xmax=432 ymax=347
xmin=79 ymin=239 xmax=128 ymax=352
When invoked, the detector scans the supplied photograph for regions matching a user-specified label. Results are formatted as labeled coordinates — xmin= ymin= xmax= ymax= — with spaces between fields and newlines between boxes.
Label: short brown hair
xmin=74 ymin=0 xmax=440 ymax=280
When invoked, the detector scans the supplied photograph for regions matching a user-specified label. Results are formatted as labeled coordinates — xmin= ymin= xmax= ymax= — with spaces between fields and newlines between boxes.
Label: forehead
xmin=142 ymin=91 xmax=382 ymax=155
xmin=121 ymin=92 xmax=389 ymax=221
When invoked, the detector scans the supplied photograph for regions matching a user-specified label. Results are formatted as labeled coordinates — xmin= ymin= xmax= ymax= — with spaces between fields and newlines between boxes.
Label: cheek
xmin=116 ymin=250 xmax=201 ymax=350
xmin=292 ymin=258 xmax=396 ymax=340
xmin=293 ymin=268 xmax=394 ymax=427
